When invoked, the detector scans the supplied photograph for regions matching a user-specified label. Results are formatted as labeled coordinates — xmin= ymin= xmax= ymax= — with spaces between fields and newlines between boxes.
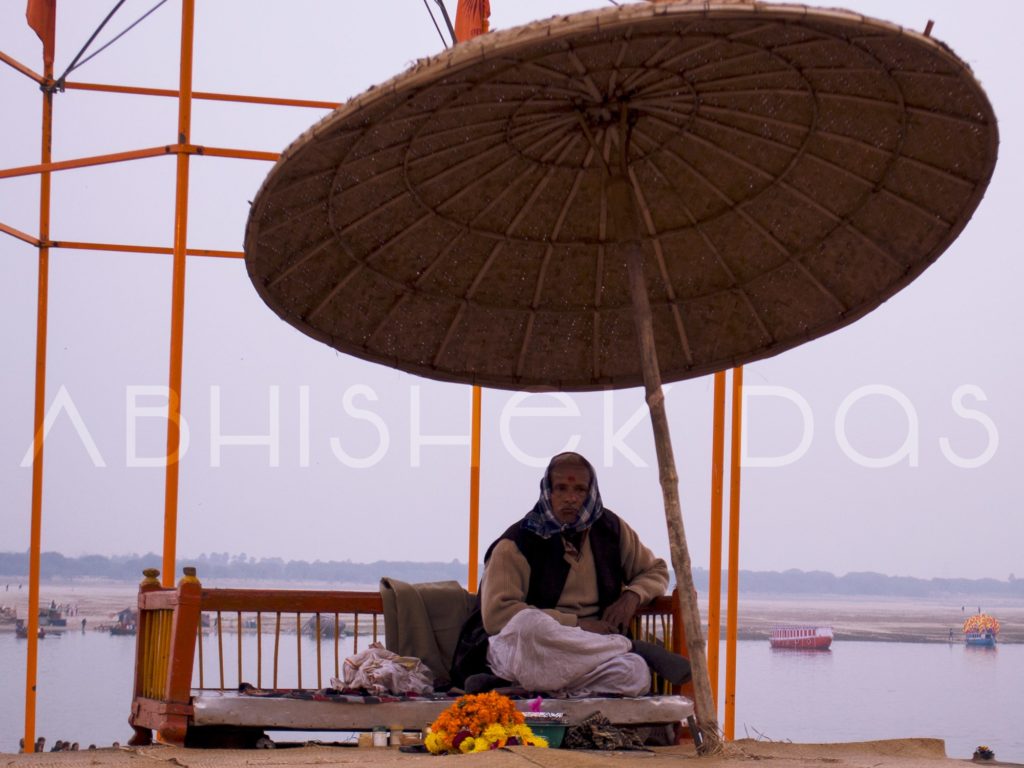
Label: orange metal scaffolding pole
xmin=468 ymin=387 xmax=482 ymax=592
xmin=707 ymin=370 xmax=727 ymax=708
xmin=23 ymin=8 xmax=56 ymax=754
xmin=161 ymin=0 xmax=196 ymax=588
xmin=0 ymin=143 xmax=279 ymax=180
xmin=458 ymin=0 xmax=490 ymax=596
xmin=724 ymin=366 xmax=744 ymax=740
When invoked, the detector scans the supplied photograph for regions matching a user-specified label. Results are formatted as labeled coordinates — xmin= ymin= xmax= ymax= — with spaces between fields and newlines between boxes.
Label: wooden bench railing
xmin=128 ymin=567 xmax=690 ymax=746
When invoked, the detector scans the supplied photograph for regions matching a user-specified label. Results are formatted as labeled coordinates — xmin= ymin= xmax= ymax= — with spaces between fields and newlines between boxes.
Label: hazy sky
xmin=1 ymin=1 xmax=1021 ymax=582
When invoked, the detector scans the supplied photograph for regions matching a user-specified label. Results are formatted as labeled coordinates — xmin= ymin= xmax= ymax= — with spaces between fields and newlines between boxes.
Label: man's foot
xmin=464 ymin=673 xmax=513 ymax=693
xmin=631 ymin=640 xmax=692 ymax=685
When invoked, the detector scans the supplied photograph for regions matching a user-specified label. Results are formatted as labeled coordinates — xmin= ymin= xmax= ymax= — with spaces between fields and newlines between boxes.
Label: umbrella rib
xmin=637 ymin=125 xmax=847 ymax=316
xmin=692 ymin=106 xmax=905 ymax=178
xmin=405 ymin=126 xmax=518 ymax=171
xmin=256 ymin=195 xmax=333 ymax=238
xmin=690 ymin=112 xmax=805 ymax=154
xmin=627 ymin=166 xmax=694 ymax=366
xmin=800 ymin=151 xmax=955 ymax=228
xmin=422 ymin=120 xmax=574 ymax=211
xmin=373 ymin=232 xmax=470 ymax=364
xmin=566 ymin=50 xmax=606 ymax=104
xmin=411 ymin=115 xmax=510 ymax=144
xmin=693 ymin=72 xmax=804 ymax=94
xmin=630 ymin=89 xmax=696 ymax=105
xmin=683 ymin=111 xmax=961 ymax=226
xmin=413 ymin=230 xmax=468 ymax=289
xmin=515 ymin=140 xmax=597 ymax=378
xmin=617 ymin=33 xmax=734 ymax=93
xmin=767 ymin=36 xmax=858 ymax=55
xmin=465 ymin=133 xmax=580 ymax=300
xmin=519 ymin=60 xmax=597 ymax=101
xmin=802 ymin=65 xmax=962 ymax=81
xmin=696 ymin=102 xmax=811 ymax=137
xmin=632 ymin=135 xmax=773 ymax=345
xmin=432 ymin=301 xmax=468 ymax=368
xmin=502 ymin=133 xmax=582 ymax=239
xmin=683 ymin=48 xmax=779 ymax=80
xmin=658 ymin=130 xmax=846 ymax=312
xmin=505 ymin=114 xmax=578 ymax=146
xmin=263 ymin=234 xmax=336 ymax=290
xmin=358 ymin=210 xmax=437 ymax=268
xmin=263 ymin=168 xmax=334 ymax=203
xmin=614 ymin=31 xmax=689 ymax=93
xmin=446 ymin=131 xmax=575 ymax=235
xmin=905 ymin=104 xmax=990 ymax=127
xmin=637 ymin=114 xmax=906 ymax=272
xmin=364 ymin=291 xmax=413 ymax=350
xmin=604 ymin=40 xmax=630 ymax=100
xmin=305 ymin=263 xmax=365 ymax=322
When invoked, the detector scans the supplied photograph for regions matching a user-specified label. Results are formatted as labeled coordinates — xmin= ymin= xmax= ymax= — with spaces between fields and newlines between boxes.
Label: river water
xmin=1 ymin=632 xmax=1020 ymax=761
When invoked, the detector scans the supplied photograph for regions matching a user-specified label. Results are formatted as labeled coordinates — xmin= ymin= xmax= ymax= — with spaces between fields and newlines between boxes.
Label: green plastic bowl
xmin=528 ymin=723 xmax=566 ymax=748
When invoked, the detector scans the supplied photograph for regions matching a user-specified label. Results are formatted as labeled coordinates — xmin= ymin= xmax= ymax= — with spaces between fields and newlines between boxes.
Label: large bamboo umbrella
xmin=243 ymin=2 xmax=997 ymax=749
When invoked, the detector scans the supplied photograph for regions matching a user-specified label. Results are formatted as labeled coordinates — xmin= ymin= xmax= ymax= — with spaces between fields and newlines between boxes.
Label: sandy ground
xmin=1 ymin=580 xmax=1021 ymax=643
xmin=5 ymin=738 xmax=1022 ymax=767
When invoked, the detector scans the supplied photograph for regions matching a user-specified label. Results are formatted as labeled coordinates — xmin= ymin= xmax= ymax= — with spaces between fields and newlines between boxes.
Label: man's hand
xmin=601 ymin=590 xmax=641 ymax=633
xmin=578 ymin=618 xmax=617 ymax=635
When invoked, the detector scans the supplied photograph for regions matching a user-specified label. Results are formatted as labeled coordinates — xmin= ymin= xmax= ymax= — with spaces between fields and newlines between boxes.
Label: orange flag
xmin=25 ymin=0 xmax=56 ymax=67
xmin=454 ymin=0 xmax=489 ymax=43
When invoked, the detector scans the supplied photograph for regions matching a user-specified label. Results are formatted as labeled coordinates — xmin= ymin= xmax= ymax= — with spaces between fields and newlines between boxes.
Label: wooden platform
xmin=190 ymin=690 xmax=694 ymax=732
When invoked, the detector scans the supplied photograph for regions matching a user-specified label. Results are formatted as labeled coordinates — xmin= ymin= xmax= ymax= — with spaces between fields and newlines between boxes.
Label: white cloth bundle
xmin=331 ymin=642 xmax=434 ymax=695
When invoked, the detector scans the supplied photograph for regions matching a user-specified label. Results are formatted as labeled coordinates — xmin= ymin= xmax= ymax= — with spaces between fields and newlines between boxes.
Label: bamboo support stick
xmin=608 ymin=166 xmax=722 ymax=753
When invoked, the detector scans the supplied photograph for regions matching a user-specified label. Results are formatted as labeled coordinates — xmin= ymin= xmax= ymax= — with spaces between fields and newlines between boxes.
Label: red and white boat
xmin=769 ymin=625 xmax=833 ymax=650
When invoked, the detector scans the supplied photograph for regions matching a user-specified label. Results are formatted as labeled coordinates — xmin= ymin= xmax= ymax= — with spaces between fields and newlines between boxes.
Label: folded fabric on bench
xmin=379 ymin=577 xmax=475 ymax=687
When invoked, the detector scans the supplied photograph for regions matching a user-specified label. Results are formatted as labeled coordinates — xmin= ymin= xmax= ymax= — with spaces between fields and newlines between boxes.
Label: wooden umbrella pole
xmin=607 ymin=173 xmax=722 ymax=752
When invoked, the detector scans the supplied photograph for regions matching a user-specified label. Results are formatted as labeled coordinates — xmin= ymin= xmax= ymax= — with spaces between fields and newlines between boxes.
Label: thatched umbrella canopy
xmin=244 ymin=1 xmax=997 ymax=750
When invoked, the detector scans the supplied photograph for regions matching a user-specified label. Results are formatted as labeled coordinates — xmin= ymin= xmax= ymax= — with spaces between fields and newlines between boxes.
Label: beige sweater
xmin=481 ymin=517 xmax=669 ymax=634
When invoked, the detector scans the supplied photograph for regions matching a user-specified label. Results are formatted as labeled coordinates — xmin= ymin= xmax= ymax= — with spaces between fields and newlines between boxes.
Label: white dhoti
xmin=486 ymin=608 xmax=650 ymax=697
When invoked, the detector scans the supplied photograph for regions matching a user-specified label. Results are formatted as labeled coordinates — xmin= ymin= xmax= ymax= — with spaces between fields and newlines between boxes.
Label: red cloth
xmin=455 ymin=0 xmax=490 ymax=43
xmin=25 ymin=0 xmax=55 ymax=67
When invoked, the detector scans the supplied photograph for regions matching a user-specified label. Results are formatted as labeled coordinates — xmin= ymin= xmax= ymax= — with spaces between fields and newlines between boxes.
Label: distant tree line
xmin=0 ymin=551 xmax=1021 ymax=597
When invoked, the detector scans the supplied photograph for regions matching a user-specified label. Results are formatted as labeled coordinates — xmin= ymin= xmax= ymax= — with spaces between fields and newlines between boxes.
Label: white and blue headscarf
xmin=523 ymin=452 xmax=604 ymax=539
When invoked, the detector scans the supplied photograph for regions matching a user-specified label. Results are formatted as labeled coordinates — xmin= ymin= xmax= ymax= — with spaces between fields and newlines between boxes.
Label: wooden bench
xmin=127 ymin=568 xmax=696 ymax=746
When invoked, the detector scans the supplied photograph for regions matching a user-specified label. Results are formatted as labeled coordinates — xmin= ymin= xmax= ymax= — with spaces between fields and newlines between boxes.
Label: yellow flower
xmin=459 ymin=737 xmax=476 ymax=753
xmin=424 ymin=731 xmax=445 ymax=755
xmin=483 ymin=723 xmax=507 ymax=743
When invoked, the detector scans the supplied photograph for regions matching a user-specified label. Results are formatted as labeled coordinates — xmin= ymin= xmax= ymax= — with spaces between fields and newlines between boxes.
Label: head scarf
xmin=523 ymin=452 xmax=604 ymax=539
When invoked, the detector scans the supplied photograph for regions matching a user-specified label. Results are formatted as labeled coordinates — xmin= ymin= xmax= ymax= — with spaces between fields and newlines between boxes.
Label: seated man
xmin=452 ymin=452 xmax=691 ymax=697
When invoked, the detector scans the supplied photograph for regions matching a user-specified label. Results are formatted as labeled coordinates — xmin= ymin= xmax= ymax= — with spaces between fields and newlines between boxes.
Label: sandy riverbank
xmin=1 ymin=580 xmax=1021 ymax=643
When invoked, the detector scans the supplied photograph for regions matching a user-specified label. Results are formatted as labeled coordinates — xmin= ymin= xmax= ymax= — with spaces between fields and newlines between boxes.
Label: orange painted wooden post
xmin=159 ymin=567 xmax=203 ymax=745
xmin=707 ymin=370 xmax=726 ymax=709
xmin=724 ymin=366 xmax=744 ymax=740
xmin=128 ymin=569 xmax=163 ymax=745
xmin=161 ymin=0 xmax=196 ymax=587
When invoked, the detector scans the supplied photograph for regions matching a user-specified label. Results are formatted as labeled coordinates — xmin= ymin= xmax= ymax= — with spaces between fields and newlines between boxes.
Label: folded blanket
xmin=380 ymin=577 xmax=475 ymax=687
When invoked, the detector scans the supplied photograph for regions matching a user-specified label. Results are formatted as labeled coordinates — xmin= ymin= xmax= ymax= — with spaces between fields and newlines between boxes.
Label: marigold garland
xmin=425 ymin=691 xmax=549 ymax=754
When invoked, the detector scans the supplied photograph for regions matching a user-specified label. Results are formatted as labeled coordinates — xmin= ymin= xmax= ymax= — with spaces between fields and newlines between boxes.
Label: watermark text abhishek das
xmin=20 ymin=383 xmax=997 ymax=470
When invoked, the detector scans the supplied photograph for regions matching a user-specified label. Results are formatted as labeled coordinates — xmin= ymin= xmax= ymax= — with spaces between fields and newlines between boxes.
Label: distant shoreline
xmin=2 ymin=579 xmax=1021 ymax=644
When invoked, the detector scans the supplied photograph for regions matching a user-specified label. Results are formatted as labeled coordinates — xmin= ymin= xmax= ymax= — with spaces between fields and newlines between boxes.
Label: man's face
xmin=549 ymin=467 xmax=591 ymax=525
